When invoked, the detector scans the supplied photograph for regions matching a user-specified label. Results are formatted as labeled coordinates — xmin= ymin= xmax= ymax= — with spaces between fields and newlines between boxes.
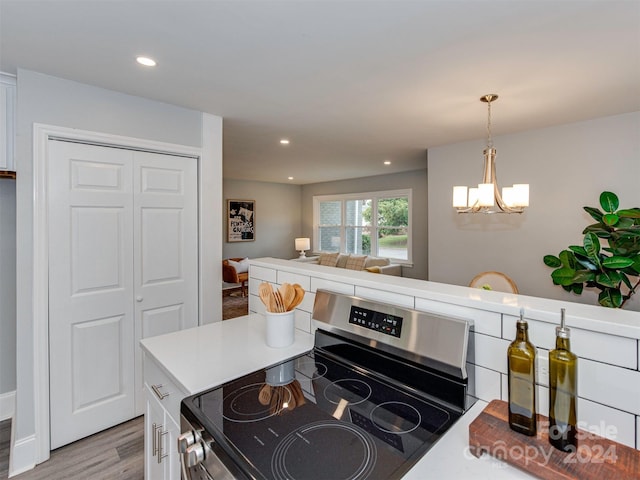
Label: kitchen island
xmin=141 ymin=313 xmax=536 ymax=479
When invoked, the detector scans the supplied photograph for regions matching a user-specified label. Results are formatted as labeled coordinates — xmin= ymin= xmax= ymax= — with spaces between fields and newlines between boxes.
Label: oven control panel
xmin=349 ymin=305 xmax=403 ymax=338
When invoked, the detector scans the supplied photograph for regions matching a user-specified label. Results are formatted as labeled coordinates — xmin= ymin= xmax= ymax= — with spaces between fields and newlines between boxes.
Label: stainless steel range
xmin=178 ymin=290 xmax=475 ymax=480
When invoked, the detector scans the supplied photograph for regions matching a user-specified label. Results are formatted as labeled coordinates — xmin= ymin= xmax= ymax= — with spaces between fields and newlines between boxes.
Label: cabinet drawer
xmin=144 ymin=355 xmax=186 ymax=422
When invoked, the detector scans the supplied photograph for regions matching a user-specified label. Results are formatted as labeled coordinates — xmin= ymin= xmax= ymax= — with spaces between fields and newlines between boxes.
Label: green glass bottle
xmin=507 ymin=308 xmax=537 ymax=436
xmin=549 ymin=308 xmax=578 ymax=452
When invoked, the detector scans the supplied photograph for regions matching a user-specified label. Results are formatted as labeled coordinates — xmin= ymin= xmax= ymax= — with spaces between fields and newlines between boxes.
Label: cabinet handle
xmin=152 ymin=422 xmax=159 ymax=456
xmin=157 ymin=428 xmax=168 ymax=464
xmin=151 ymin=384 xmax=170 ymax=400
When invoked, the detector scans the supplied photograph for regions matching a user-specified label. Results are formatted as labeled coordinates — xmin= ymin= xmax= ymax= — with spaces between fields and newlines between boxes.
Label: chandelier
xmin=453 ymin=94 xmax=529 ymax=214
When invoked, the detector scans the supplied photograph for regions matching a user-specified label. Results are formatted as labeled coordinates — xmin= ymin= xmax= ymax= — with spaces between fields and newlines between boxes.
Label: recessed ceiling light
xmin=136 ymin=56 xmax=156 ymax=67
xmin=288 ymin=176 xmax=294 ymax=180
xmin=280 ymin=139 xmax=290 ymax=145
xmin=384 ymin=160 xmax=391 ymax=165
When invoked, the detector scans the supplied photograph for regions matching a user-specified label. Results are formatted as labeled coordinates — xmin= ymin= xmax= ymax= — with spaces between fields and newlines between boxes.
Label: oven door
xmin=179 ymin=413 xmax=248 ymax=480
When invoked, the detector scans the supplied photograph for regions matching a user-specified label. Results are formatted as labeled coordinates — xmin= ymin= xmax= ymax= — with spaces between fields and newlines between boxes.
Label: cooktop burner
xmin=185 ymin=350 xmax=461 ymax=480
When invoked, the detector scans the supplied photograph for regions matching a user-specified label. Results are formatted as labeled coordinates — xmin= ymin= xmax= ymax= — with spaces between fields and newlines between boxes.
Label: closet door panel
xmin=133 ymin=151 xmax=198 ymax=413
xmin=49 ymin=141 xmax=135 ymax=449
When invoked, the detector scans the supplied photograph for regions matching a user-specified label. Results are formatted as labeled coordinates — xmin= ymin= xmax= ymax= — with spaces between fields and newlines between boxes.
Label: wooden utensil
xmin=273 ymin=290 xmax=285 ymax=313
xmin=258 ymin=283 xmax=274 ymax=312
xmin=290 ymin=379 xmax=306 ymax=407
xmin=258 ymin=384 xmax=272 ymax=405
xmin=279 ymin=283 xmax=296 ymax=311
xmin=290 ymin=284 xmax=305 ymax=310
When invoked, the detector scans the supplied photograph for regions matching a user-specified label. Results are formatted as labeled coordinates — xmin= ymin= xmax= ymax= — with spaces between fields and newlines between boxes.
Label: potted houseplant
xmin=543 ymin=191 xmax=640 ymax=308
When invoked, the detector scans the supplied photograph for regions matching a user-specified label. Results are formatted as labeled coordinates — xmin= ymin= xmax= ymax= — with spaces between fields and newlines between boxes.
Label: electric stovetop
xmin=182 ymin=350 xmax=462 ymax=480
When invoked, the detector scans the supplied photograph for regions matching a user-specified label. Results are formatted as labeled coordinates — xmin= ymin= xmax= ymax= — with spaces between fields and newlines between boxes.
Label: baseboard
xmin=0 ymin=390 xmax=15 ymax=420
xmin=8 ymin=432 xmax=36 ymax=478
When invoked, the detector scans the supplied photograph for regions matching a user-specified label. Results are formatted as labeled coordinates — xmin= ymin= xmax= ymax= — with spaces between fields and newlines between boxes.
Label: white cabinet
xmin=144 ymin=352 xmax=187 ymax=480
xmin=145 ymin=384 xmax=180 ymax=480
xmin=0 ymin=74 xmax=16 ymax=172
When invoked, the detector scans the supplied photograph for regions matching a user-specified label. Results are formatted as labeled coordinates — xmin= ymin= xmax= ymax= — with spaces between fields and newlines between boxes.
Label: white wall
xmin=223 ymin=179 xmax=302 ymax=260
xmin=0 ymin=179 xmax=16 ymax=398
xmin=428 ymin=112 xmax=640 ymax=312
xmin=301 ymin=169 xmax=429 ymax=280
xmin=13 ymin=69 xmax=221 ymax=473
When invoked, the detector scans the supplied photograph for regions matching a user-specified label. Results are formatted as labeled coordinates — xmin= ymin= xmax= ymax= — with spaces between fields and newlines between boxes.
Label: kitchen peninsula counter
xmin=141 ymin=314 xmax=536 ymax=479
xmin=140 ymin=313 xmax=314 ymax=395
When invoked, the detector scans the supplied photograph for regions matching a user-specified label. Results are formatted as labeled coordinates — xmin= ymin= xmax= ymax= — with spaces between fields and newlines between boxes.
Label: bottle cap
xmin=516 ymin=307 xmax=527 ymax=327
xmin=557 ymin=308 xmax=570 ymax=338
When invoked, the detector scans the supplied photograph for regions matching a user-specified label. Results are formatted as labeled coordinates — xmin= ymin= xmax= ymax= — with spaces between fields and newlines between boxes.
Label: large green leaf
xmin=582 ymin=224 xmax=612 ymax=237
xmin=559 ymin=249 xmax=577 ymax=268
xmin=621 ymin=272 xmax=633 ymax=290
xmin=583 ymin=206 xmax=604 ymax=223
xmin=551 ymin=267 xmax=576 ymax=286
xmin=618 ymin=208 xmax=640 ymax=219
xmin=602 ymin=256 xmax=635 ymax=269
xmin=602 ymin=213 xmax=619 ymax=226
xmin=568 ymin=245 xmax=588 ymax=257
xmin=572 ymin=270 xmax=595 ymax=283
xmin=615 ymin=217 xmax=635 ymax=229
xmin=599 ymin=288 xmax=623 ymax=308
xmin=596 ymin=271 xmax=621 ymax=288
xmin=571 ymin=283 xmax=583 ymax=294
xmin=583 ymin=232 xmax=601 ymax=262
xmin=543 ymin=255 xmax=561 ymax=268
xmin=599 ymin=191 xmax=619 ymax=213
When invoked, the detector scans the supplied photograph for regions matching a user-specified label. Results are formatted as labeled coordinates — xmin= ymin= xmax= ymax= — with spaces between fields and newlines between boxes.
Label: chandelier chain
xmin=486 ymin=99 xmax=493 ymax=148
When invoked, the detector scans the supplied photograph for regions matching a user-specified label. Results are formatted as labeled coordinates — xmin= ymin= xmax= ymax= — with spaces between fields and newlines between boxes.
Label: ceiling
xmin=1 ymin=1 xmax=638 ymax=184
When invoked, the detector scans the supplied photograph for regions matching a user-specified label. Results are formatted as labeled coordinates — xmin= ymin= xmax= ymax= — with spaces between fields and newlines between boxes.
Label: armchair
xmin=222 ymin=257 xmax=249 ymax=297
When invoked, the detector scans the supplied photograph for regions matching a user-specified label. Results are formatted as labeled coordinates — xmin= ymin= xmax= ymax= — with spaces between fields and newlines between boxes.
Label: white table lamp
xmin=295 ymin=237 xmax=310 ymax=258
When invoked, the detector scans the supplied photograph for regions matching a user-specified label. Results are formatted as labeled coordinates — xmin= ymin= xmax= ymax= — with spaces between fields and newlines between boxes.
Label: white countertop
xmin=140 ymin=314 xmax=314 ymax=395
xmin=405 ymin=400 xmax=536 ymax=480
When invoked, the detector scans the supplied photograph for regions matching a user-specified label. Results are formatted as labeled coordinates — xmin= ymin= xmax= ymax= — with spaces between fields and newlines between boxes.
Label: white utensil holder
xmin=265 ymin=310 xmax=295 ymax=348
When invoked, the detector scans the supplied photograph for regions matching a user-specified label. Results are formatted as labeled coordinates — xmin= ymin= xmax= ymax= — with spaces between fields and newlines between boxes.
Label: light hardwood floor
xmin=1 ymin=416 xmax=144 ymax=480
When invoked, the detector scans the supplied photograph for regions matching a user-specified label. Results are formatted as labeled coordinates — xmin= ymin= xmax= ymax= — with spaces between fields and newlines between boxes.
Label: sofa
xmin=307 ymin=252 xmax=402 ymax=276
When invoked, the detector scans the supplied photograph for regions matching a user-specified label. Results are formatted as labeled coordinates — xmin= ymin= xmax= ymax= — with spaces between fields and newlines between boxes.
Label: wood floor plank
xmin=6 ymin=416 xmax=144 ymax=480
xmin=1 ymin=419 xmax=11 ymax=479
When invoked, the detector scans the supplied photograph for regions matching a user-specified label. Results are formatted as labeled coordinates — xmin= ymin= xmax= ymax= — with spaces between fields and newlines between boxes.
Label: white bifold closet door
xmin=48 ymin=140 xmax=197 ymax=449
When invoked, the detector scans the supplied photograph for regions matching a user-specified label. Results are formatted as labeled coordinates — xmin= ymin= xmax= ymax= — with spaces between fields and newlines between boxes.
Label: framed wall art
xmin=227 ymin=199 xmax=255 ymax=242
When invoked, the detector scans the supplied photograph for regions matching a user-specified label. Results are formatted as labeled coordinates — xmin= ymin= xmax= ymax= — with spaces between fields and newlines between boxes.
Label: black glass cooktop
xmin=183 ymin=350 xmax=462 ymax=480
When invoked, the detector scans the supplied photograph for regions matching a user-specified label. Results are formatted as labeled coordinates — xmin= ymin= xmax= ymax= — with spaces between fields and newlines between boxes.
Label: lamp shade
xmin=295 ymin=238 xmax=310 ymax=251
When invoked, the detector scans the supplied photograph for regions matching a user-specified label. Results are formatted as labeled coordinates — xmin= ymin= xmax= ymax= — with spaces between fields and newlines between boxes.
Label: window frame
xmin=312 ymin=189 xmax=412 ymax=265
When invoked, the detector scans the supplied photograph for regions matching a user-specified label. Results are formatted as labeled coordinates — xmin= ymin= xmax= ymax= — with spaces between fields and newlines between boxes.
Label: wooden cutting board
xmin=468 ymin=399 xmax=640 ymax=480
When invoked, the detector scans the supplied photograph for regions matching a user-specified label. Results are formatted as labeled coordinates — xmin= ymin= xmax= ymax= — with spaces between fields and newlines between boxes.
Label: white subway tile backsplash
xmin=298 ymin=291 xmax=316 ymax=314
xmin=468 ymin=363 xmax=501 ymax=402
xmin=536 ymin=349 xmax=550 ymax=387
xmin=415 ymin=298 xmax=501 ymax=337
xmin=294 ymin=309 xmax=311 ymax=333
xmin=578 ymin=358 xmax=640 ymax=415
xmin=310 ymin=278 xmax=355 ymax=296
xmin=468 ymin=332 xmax=510 ymax=374
xmin=277 ymin=271 xmax=311 ymax=290
xmin=537 ymin=385 xmax=549 ymax=418
xmin=354 ymin=286 xmax=414 ymax=309
xmin=571 ymin=328 xmax=636 ymax=370
xmin=577 ymin=397 xmax=636 ymax=448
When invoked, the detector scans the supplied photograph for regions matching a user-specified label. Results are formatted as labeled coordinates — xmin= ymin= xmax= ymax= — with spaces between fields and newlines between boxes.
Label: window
xmin=313 ymin=189 xmax=411 ymax=263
